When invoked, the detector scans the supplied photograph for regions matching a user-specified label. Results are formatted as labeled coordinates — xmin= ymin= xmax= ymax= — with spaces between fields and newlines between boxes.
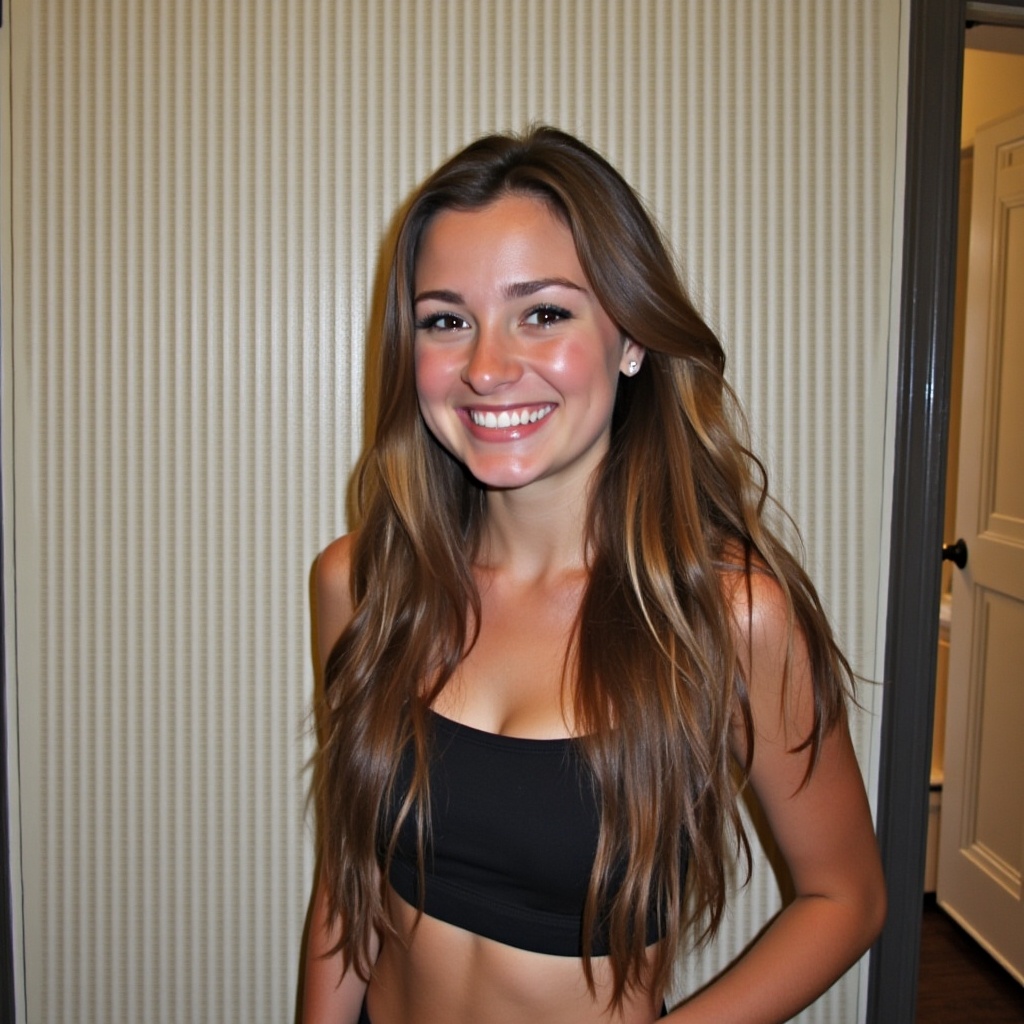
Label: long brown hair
xmin=313 ymin=126 xmax=852 ymax=1006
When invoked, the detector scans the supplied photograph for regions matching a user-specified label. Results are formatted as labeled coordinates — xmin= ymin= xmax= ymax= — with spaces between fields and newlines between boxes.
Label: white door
xmin=938 ymin=106 xmax=1024 ymax=984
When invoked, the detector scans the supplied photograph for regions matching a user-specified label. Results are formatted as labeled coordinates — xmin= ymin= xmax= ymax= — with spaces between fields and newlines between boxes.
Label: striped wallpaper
xmin=4 ymin=1 xmax=902 ymax=1021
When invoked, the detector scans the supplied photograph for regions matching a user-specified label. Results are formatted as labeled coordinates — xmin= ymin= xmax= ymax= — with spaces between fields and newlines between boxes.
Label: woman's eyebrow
xmin=414 ymin=288 xmax=463 ymax=305
xmin=504 ymin=277 xmax=586 ymax=299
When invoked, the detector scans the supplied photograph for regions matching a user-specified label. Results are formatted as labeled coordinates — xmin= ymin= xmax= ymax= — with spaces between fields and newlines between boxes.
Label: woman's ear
xmin=620 ymin=338 xmax=645 ymax=377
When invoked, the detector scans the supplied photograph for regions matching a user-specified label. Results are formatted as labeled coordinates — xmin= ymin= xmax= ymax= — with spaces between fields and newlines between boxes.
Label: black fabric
xmin=383 ymin=710 xmax=686 ymax=957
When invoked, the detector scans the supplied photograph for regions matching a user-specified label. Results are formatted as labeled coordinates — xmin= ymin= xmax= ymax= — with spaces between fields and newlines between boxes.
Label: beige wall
xmin=3 ymin=2 xmax=905 ymax=1022
xmin=961 ymin=48 xmax=1024 ymax=148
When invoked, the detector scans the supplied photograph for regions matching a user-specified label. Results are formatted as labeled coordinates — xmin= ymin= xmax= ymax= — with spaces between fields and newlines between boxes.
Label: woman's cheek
xmin=414 ymin=347 xmax=457 ymax=431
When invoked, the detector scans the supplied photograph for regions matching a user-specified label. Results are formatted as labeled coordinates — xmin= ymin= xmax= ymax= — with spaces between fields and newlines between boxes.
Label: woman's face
xmin=413 ymin=193 xmax=644 ymax=497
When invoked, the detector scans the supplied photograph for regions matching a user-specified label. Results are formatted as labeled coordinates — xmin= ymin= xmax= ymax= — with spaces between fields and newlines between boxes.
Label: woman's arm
xmin=303 ymin=876 xmax=376 ymax=1023
xmin=302 ymin=534 xmax=379 ymax=1023
xmin=668 ymin=572 xmax=886 ymax=1023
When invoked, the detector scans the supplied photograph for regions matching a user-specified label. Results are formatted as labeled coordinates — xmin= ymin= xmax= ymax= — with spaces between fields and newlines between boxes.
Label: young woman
xmin=303 ymin=127 xmax=886 ymax=1024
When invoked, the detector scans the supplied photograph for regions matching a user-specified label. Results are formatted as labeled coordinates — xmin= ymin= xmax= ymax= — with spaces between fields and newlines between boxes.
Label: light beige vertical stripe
xmin=7 ymin=1 xmax=901 ymax=1021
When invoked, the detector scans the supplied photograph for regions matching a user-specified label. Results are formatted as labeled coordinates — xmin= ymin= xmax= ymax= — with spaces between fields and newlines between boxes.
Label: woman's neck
xmin=478 ymin=482 xmax=591 ymax=581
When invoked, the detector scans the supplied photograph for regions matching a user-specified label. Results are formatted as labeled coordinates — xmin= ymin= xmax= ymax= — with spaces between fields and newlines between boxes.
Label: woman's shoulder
xmin=715 ymin=542 xmax=791 ymax=645
xmin=315 ymin=532 xmax=358 ymax=669
xmin=318 ymin=531 xmax=357 ymax=585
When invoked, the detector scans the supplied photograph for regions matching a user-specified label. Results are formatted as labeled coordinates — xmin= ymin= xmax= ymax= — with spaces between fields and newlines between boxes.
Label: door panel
xmin=969 ymin=590 xmax=1022 ymax=893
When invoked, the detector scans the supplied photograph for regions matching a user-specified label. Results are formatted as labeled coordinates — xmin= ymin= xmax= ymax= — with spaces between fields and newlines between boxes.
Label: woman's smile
xmin=464 ymin=402 xmax=556 ymax=434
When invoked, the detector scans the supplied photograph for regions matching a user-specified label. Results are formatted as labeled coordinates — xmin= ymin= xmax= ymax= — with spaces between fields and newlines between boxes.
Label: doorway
xmin=868 ymin=1 xmax=1024 ymax=1021
xmin=922 ymin=22 xmax=1024 ymax=1004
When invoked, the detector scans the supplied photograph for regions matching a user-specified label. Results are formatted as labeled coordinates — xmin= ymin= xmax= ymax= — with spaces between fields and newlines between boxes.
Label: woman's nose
xmin=461 ymin=324 xmax=522 ymax=393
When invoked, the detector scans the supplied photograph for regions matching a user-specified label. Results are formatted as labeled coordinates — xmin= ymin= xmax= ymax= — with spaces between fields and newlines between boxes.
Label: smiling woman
xmin=303 ymin=127 xmax=886 ymax=1024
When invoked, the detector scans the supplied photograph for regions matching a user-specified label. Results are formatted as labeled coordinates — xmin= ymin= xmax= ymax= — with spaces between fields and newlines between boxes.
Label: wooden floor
xmin=916 ymin=898 xmax=1024 ymax=1023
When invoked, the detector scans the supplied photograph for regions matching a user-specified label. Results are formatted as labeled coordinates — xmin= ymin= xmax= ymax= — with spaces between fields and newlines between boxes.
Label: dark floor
xmin=916 ymin=897 xmax=1024 ymax=1023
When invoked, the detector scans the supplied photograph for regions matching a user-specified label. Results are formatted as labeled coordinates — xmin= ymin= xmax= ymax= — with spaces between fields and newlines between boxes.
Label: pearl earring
xmin=627 ymin=360 xmax=639 ymax=376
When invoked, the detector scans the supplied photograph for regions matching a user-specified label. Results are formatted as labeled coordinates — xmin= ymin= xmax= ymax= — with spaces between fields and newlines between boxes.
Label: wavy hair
xmin=312 ymin=126 xmax=852 ymax=1008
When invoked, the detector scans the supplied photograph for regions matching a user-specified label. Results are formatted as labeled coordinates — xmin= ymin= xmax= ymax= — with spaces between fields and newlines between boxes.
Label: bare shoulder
xmin=717 ymin=549 xmax=792 ymax=660
xmin=314 ymin=532 xmax=358 ymax=672
xmin=718 ymin=553 xmax=812 ymax=761
xmin=317 ymin=532 xmax=357 ymax=610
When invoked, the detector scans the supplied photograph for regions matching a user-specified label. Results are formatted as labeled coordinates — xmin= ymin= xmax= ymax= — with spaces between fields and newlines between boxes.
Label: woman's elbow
xmin=849 ymin=864 xmax=887 ymax=955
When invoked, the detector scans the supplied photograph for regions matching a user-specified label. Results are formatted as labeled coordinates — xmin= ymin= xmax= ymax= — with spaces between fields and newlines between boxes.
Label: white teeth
xmin=470 ymin=405 xmax=553 ymax=429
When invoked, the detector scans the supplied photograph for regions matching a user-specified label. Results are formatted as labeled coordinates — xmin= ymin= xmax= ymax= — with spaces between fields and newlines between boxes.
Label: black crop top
xmin=382 ymin=710 xmax=686 ymax=957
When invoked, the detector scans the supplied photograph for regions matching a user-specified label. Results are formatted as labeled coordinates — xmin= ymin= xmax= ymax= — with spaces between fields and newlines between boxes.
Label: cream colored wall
xmin=961 ymin=49 xmax=1024 ymax=147
xmin=2 ymin=2 xmax=904 ymax=1022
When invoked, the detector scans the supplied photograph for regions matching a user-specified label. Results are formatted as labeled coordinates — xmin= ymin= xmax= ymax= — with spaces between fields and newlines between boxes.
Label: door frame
xmin=868 ymin=0 xmax=1024 ymax=1020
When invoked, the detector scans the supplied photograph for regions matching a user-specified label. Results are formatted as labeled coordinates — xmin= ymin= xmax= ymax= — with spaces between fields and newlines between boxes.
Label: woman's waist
xmin=373 ymin=886 xmax=663 ymax=1024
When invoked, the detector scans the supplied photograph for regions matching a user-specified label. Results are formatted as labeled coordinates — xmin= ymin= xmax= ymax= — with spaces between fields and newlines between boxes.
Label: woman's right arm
xmin=303 ymin=875 xmax=376 ymax=1023
xmin=302 ymin=534 xmax=379 ymax=1023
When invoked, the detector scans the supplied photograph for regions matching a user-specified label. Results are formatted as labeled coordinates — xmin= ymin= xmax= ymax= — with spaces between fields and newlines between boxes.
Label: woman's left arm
xmin=667 ymin=573 xmax=886 ymax=1023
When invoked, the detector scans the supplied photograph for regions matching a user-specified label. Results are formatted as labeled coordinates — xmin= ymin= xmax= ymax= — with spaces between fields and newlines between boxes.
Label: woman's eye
xmin=416 ymin=312 xmax=469 ymax=332
xmin=524 ymin=305 xmax=571 ymax=327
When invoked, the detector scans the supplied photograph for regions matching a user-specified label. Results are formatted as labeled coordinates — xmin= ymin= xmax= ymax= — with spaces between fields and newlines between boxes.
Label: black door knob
xmin=942 ymin=539 xmax=968 ymax=569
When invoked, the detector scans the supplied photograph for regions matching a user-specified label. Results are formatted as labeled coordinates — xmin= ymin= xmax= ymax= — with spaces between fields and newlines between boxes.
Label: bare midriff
xmin=362 ymin=889 xmax=661 ymax=1024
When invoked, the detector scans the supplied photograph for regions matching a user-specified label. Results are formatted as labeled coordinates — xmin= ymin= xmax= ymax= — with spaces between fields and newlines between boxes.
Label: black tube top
xmin=383 ymin=710 xmax=679 ymax=957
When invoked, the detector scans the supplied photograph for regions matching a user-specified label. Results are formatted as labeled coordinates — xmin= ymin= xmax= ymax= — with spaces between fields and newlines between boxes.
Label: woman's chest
xmin=433 ymin=572 xmax=584 ymax=738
